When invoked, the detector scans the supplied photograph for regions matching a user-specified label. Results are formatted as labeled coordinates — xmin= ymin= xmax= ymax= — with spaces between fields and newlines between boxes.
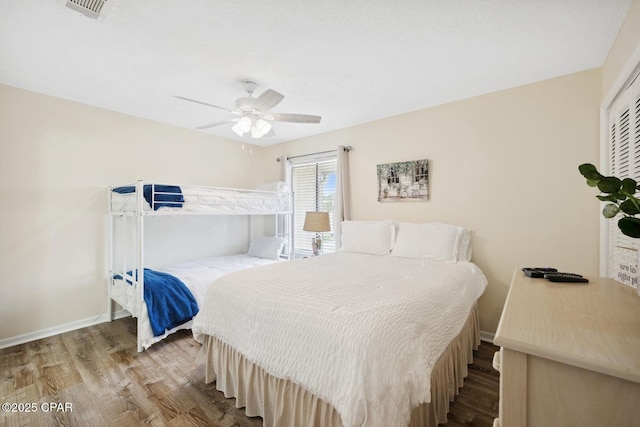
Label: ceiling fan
xmin=175 ymin=81 xmax=321 ymax=139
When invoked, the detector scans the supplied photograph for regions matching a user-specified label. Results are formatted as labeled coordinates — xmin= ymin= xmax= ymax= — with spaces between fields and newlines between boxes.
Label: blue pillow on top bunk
xmin=112 ymin=184 xmax=184 ymax=210
xmin=112 ymin=186 xmax=136 ymax=194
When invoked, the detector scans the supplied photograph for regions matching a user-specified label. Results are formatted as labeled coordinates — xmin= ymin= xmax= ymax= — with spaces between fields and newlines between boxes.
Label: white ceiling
xmin=0 ymin=0 xmax=632 ymax=146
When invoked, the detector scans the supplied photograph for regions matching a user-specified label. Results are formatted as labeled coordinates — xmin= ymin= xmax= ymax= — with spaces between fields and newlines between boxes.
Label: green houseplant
xmin=579 ymin=163 xmax=640 ymax=238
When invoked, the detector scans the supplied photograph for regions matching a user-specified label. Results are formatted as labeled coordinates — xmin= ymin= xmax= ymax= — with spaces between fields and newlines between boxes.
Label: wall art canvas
xmin=377 ymin=159 xmax=429 ymax=202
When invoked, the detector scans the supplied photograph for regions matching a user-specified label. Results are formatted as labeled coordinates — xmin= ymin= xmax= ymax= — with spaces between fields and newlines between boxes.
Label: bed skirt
xmin=200 ymin=303 xmax=480 ymax=427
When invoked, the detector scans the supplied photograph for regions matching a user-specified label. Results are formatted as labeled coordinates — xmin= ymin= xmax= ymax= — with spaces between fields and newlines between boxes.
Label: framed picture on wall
xmin=377 ymin=159 xmax=429 ymax=202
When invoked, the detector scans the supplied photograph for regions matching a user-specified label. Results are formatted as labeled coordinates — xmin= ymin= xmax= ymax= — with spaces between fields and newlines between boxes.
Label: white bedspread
xmin=192 ymin=252 xmax=487 ymax=427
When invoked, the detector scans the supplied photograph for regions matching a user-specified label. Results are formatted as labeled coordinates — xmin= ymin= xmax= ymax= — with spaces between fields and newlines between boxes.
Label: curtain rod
xmin=278 ymin=146 xmax=352 ymax=162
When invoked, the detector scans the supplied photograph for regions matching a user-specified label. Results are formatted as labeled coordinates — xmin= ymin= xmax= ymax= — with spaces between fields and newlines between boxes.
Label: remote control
xmin=547 ymin=271 xmax=583 ymax=277
xmin=544 ymin=273 xmax=589 ymax=283
xmin=522 ymin=267 xmax=558 ymax=278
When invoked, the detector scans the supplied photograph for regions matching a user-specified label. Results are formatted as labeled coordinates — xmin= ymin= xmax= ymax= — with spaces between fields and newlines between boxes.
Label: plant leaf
xmin=579 ymin=163 xmax=604 ymax=181
xmin=578 ymin=163 xmax=596 ymax=172
xmin=620 ymin=198 xmax=640 ymax=215
xmin=578 ymin=163 xmax=597 ymax=176
xmin=598 ymin=177 xmax=622 ymax=193
xmin=603 ymin=204 xmax=620 ymax=218
xmin=622 ymin=178 xmax=637 ymax=195
xmin=618 ymin=217 xmax=640 ymax=238
xmin=596 ymin=195 xmax=618 ymax=202
xmin=586 ymin=179 xmax=600 ymax=187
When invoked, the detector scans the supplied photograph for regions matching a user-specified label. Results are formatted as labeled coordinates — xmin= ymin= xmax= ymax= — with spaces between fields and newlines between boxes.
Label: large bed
xmin=192 ymin=220 xmax=487 ymax=427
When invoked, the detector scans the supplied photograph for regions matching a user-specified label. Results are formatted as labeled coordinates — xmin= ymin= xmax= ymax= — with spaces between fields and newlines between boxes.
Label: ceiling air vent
xmin=66 ymin=0 xmax=108 ymax=19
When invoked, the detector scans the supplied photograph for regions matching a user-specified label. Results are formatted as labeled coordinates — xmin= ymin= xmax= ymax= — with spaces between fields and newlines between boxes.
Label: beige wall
xmin=264 ymin=69 xmax=602 ymax=334
xmin=602 ymin=0 xmax=640 ymax=99
xmin=0 ymin=84 xmax=267 ymax=342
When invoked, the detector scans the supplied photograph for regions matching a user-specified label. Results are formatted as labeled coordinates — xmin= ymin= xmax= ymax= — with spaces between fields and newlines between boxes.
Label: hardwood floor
xmin=0 ymin=318 xmax=499 ymax=427
xmin=440 ymin=341 xmax=500 ymax=427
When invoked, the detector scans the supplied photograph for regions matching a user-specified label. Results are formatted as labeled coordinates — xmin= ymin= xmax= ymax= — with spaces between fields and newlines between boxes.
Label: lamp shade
xmin=303 ymin=211 xmax=331 ymax=232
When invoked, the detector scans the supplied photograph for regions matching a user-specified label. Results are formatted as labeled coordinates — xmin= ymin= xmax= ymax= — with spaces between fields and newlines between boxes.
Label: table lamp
xmin=303 ymin=211 xmax=331 ymax=255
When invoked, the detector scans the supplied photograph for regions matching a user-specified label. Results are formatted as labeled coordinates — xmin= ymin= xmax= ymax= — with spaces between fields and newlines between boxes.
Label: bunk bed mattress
xmin=192 ymin=252 xmax=487 ymax=427
xmin=110 ymin=186 xmax=291 ymax=213
xmin=111 ymin=254 xmax=282 ymax=349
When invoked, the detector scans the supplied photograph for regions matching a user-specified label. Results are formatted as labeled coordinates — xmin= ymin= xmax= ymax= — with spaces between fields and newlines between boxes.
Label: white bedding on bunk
xmin=110 ymin=186 xmax=291 ymax=213
xmin=112 ymin=254 xmax=282 ymax=349
xmin=191 ymin=252 xmax=487 ymax=427
xmin=160 ymin=255 xmax=281 ymax=305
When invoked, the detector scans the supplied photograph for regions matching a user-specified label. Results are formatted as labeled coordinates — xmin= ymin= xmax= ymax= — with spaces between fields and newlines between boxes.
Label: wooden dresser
xmin=493 ymin=270 xmax=640 ymax=427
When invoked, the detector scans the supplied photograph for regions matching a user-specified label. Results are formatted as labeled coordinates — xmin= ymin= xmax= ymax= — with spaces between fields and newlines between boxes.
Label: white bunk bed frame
xmin=107 ymin=180 xmax=294 ymax=352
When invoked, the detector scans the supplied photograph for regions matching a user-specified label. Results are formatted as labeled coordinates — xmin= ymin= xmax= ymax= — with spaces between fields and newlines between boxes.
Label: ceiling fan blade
xmin=175 ymin=96 xmax=232 ymax=112
xmin=252 ymin=89 xmax=284 ymax=112
xmin=264 ymin=128 xmax=276 ymax=138
xmin=196 ymin=119 xmax=237 ymax=130
xmin=270 ymin=113 xmax=321 ymax=124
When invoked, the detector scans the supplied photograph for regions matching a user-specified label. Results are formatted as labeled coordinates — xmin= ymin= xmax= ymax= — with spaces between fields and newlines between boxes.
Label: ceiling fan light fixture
xmin=251 ymin=118 xmax=272 ymax=139
xmin=231 ymin=122 xmax=244 ymax=136
xmin=250 ymin=125 xmax=262 ymax=139
xmin=257 ymin=118 xmax=271 ymax=133
xmin=232 ymin=116 xmax=252 ymax=136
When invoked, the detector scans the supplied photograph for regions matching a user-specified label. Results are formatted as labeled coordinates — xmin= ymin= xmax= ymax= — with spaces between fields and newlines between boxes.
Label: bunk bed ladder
xmin=135 ymin=180 xmax=145 ymax=353
xmin=107 ymin=187 xmax=114 ymax=322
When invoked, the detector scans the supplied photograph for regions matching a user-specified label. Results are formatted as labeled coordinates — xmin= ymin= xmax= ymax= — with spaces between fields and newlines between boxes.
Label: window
xmin=290 ymin=155 xmax=337 ymax=257
xmin=605 ymin=69 xmax=640 ymax=283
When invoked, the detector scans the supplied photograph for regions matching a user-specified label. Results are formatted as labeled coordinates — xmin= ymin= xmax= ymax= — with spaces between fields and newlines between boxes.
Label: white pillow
xmin=457 ymin=228 xmax=472 ymax=262
xmin=391 ymin=222 xmax=472 ymax=262
xmin=248 ymin=236 xmax=286 ymax=260
xmin=255 ymin=181 xmax=290 ymax=192
xmin=341 ymin=220 xmax=395 ymax=256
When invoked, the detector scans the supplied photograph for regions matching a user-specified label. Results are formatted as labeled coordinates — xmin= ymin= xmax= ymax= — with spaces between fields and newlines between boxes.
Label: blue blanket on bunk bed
xmin=114 ymin=269 xmax=198 ymax=337
xmin=112 ymin=184 xmax=184 ymax=210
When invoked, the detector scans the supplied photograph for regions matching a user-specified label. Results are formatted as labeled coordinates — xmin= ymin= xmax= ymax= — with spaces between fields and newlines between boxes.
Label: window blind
xmin=607 ymin=72 xmax=640 ymax=281
xmin=290 ymin=157 xmax=337 ymax=257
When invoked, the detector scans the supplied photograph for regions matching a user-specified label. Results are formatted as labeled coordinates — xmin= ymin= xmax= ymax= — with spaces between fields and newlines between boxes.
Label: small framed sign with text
xmin=614 ymin=246 xmax=638 ymax=288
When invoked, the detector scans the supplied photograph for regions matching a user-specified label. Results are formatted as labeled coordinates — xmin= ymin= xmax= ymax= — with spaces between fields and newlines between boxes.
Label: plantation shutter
xmin=607 ymin=73 xmax=640 ymax=284
xmin=290 ymin=155 xmax=337 ymax=257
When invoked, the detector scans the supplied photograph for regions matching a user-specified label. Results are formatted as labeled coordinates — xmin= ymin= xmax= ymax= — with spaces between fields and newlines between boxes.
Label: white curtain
xmin=334 ymin=146 xmax=352 ymax=248
xmin=277 ymin=155 xmax=293 ymax=257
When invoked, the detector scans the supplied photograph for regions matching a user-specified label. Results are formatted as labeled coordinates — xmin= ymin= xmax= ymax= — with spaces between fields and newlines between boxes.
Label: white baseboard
xmin=1 ymin=314 xmax=497 ymax=350
xmin=480 ymin=330 xmax=495 ymax=344
xmin=0 ymin=310 xmax=130 ymax=350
